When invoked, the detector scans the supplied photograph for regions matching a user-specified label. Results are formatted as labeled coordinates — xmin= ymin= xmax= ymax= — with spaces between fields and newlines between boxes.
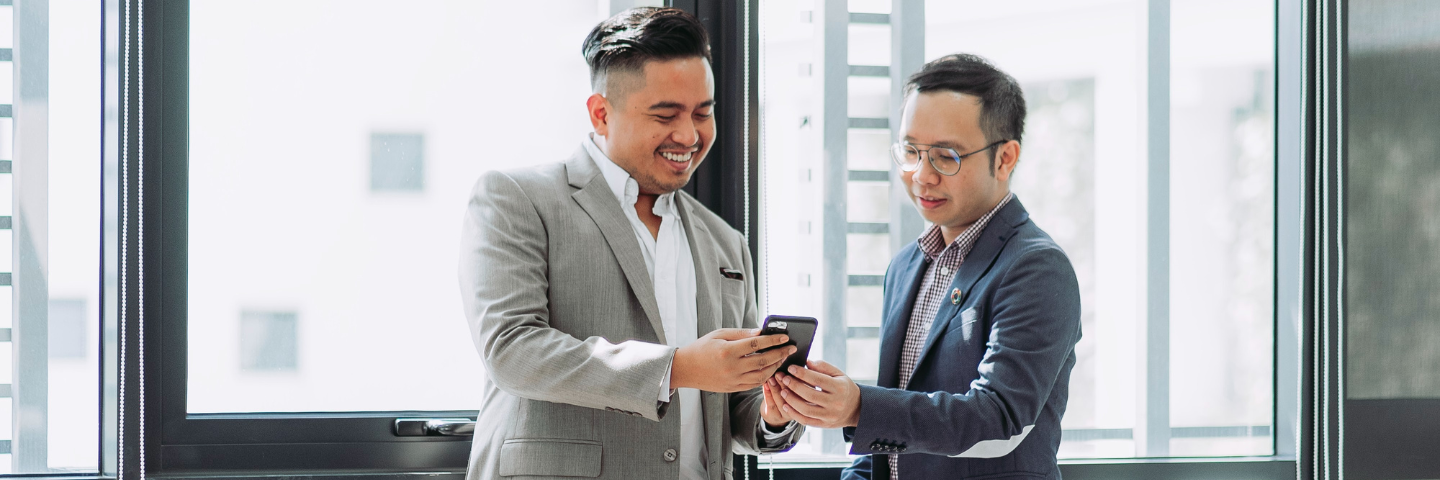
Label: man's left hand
xmin=772 ymin=359 xmax=862 ymax=428
xmin=761 ymin=375 xmax=799 ymax=428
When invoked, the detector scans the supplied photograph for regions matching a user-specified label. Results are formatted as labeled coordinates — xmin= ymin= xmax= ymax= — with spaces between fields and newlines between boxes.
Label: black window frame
xmin=121 ymin=0 xmax=763 ymax=476
xmin=98 ymin=0 xmax=1431 ymax=479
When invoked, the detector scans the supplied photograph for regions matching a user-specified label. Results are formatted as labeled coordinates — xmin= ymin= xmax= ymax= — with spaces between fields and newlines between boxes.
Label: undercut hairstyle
xmin=906 ymin=54 xmax=1027 ymax=169
xmin=582 ymin=7 xmax=712 ymax=100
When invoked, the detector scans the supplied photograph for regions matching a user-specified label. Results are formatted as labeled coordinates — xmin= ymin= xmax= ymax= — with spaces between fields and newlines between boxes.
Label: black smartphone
xmin=756 ymin=315 xmax=818 ymax=373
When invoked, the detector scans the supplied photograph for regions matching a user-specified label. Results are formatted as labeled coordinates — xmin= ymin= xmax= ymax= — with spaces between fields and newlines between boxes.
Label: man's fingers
xmin=706 ymin=327 xmax=760 ymax=341
xmin=749 ymin=346 xmax=794 ymax=370
xmin=780 ymin=389 xmax=829 ymax=419
xmin=780 ymin=374 xmax=826 ymax=404
xmin=774 ymin=371 xmax=816 ymax=390
xmin=785 ymin=364 xmax=836 ymax=391
xmin=806 ymin=359 xmax=846 ymax=376
xmin=779 ymin=402 xmax=824 ymax=426
xmin=740 ymin=332 xmax=792 ymax=355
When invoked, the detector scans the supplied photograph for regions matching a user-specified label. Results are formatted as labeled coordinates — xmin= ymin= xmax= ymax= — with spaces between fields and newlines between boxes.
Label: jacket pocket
xmin=498 ymin=439 xmax=603 ymax=477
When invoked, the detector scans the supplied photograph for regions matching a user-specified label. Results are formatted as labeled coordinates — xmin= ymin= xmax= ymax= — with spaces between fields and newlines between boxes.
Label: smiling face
xmin=587 ymin=56 xmax=715 ymax=194
xmin=898 ymin=90 xmax=1020 ymax=241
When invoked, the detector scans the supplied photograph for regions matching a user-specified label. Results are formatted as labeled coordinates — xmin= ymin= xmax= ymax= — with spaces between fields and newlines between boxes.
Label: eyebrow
xmin=648 ymin=99 xmax=716 ymax=111
xmin=902 ymin=136 xmax=966 ymax=149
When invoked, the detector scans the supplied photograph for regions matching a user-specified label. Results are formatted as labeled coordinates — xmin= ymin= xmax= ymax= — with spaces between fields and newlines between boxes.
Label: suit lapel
xmin=908 ymin=199 xmax=1030 ymax=382
xmin=566 ymin=148 xmax=667 ymax=344
xmin=677 ymin=196 xmax=721 ymax=336
xmin=877 ymin=247 xmax=928 ymax=389
xmin=677 ymin=193 xmax=725 ymax=477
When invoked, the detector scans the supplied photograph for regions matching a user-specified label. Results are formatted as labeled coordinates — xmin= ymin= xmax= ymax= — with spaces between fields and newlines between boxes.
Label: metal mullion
xmin=819 ymin=0 xmax=848 ymax=456
xmin=1275 ymin=0 xmax=1303 ymax=462
xmin=13 ymin=0 xmax=51 ymax=471
xmin=887 ymin=0 xmax=923 ymax=255
xmin=102 ymin=0 xmax=124 ymax=474
xmin=1137 ymin=0 xmax=1171 ymax=458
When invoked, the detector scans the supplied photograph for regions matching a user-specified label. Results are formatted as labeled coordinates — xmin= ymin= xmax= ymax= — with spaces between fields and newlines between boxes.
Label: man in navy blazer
xmin=770 ymin=54 xmax=1082 ymax=480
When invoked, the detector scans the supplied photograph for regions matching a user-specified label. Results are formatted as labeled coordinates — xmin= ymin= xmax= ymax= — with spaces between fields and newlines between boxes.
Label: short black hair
xmin=582 ymin=7 xmax=712 ymax=96
xmin=906 ymin=53 xmax=1027 ymax=148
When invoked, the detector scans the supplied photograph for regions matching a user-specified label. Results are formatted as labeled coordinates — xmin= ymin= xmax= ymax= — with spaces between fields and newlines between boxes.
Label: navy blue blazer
xmin=841 ymin=197 xmax=1082 ymax=480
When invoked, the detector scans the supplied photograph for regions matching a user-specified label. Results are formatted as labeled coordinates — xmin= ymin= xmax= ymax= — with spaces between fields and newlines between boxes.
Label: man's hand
xmin=762 ymin=377 xmax=798 ymax=428
xmin=672 ymin=328 xmax=796 ymax=393
xmin=772 ymin=359 xmax=862 ymax=428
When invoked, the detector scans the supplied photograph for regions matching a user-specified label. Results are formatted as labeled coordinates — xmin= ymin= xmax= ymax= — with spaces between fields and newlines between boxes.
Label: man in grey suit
xmin=458 ymin=7 xmax=803 ymax=480
xmin=769 ymin=54 xmax=1082 ymax=479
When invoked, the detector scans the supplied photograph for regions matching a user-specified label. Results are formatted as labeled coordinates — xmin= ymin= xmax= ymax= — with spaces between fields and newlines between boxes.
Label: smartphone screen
xmin=756 ymin=315 xmax=818 ymax=372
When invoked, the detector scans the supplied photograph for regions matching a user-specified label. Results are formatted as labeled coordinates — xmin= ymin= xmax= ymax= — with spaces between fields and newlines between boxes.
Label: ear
xmin=994 ymin=140 xmax=1021 ymax=182
xmin=586 ymin=93 xmax=610 ymax=137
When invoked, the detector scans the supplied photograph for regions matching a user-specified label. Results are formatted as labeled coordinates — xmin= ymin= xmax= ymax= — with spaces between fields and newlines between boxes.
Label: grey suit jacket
xmin=458 ymin=146 xmax=801 ymax=480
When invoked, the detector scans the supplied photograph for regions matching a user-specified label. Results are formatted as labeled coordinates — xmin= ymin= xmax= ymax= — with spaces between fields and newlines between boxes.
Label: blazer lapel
xmin=675 ymin=195 xmax=726 ymax=477
xmin=877 ymin=247 xmax=928 ymax=389
xmin=566 ymin=147 xmax=667 ymax=344
xmin=909 ymin=198 xmax=1030 ymax=381
xmin=676 ymin=196 xmax=722 ymax=337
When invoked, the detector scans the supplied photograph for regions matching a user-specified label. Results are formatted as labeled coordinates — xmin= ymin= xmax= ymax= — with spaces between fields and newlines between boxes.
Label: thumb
xmin=705 ymin=327 xmax=758 ymax=341
xmin=807 ymin=359 xmax=845 ymax=377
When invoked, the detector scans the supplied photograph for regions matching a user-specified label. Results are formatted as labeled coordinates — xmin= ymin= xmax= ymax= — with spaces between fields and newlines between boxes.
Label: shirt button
xmin=663 ymin=448 xmax=677 ymax=462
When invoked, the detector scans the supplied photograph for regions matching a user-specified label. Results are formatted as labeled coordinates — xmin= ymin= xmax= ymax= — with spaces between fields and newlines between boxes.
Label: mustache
xmin=656 ymin=141 xmax=702 ymax=152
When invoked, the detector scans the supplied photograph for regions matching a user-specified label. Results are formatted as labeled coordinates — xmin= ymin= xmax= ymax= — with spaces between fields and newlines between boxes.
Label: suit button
xmin=664 ymin=448 xmax=677 ymax=462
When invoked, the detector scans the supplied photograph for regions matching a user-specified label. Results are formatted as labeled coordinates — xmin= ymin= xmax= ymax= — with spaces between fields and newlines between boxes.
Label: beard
xmin=632 ymin=167 xmax=693 ymax=194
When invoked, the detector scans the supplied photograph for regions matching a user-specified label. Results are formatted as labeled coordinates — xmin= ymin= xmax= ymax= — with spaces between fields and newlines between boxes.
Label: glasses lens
xmin=892 ymin=144 xmax=921 ymax=170
xmin=932 ymin=148 xmax=961 ymax=174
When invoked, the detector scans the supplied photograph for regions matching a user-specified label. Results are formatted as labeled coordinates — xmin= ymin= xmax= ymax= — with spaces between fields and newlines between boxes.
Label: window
xmin=370 ymin=133 xmax=426 ymax=193
xmin=758 ymin=0 xmax=1276 ymax=462
xmin=239 ymin=310 xmax=299 ymax=372
xmin=0 ymin=0 xmax=105 ymax=474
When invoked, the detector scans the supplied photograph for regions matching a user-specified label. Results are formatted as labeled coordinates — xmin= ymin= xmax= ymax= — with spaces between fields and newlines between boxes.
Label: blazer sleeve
xmin=459 ymin=170 xmax=676 ymax=421
xmin=846 ymin=245 xmax=1082 ymax=458
xmin=840 ymin=455 xmax=874 ymax=480
xmin=727 ymin=232 xmax=806 ymax=454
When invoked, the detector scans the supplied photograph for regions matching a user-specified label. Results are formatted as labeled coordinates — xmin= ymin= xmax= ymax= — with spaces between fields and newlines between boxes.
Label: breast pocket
xmin=950 ymin=306 xmax=983 ymax=343
xmin=720 ymin=276 xmax=746 ymax=328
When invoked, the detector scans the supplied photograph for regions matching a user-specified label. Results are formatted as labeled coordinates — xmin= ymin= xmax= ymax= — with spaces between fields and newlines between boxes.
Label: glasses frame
xmin=891 ymin=140 xmax=1008 ymax=176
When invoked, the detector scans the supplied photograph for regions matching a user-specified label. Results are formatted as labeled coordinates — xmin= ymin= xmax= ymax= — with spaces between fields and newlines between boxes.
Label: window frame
xmin=117 ymin=0 xmax=763 ymax=476
xmin=98 ymin=0 xmax=1371 ymax=479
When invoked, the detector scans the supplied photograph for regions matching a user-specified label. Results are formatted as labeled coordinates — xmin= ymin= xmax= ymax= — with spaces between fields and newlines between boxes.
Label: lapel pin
xmin=951 ymin=288 xmax=963 ymax=305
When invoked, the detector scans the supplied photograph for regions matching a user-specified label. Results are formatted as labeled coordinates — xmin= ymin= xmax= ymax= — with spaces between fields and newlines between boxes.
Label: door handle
xmin=393 ymin=418 xmax=476 ymax=436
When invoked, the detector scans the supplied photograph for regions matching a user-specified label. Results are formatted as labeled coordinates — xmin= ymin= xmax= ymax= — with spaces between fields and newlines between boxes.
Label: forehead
xmin=629 ymin=56 xmax=714 ymax=101
xmin=901 ymin=91 xmax=984 ymax=141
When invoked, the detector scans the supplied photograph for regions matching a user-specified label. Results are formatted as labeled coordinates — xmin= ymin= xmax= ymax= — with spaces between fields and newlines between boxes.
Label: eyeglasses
xmin=890 ymin=140 xmax=1007 ymax=176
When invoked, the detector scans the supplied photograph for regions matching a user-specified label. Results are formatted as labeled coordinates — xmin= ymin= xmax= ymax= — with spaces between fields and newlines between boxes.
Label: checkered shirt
xmin=889 ymin=193 xmax=1013 ymax=480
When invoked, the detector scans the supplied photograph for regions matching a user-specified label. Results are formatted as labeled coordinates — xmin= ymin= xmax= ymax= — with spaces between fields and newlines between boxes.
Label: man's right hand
xmin=671 ymin=328 xmax=796 ymax=393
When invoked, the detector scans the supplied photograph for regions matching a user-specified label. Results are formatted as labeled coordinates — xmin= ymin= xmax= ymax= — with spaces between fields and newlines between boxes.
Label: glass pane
xmin=1346 ymin=0 xmax=1440 ymax=400
xmin=187 ymin=1 xmax=607 ymax=413
xmin=0 ymin=0 xmax=103 ymax=473
xmin=1167 ymin=0 xmax=1275 ymax=457
xmin=760 ymin=0 xmax=1275 ymax=462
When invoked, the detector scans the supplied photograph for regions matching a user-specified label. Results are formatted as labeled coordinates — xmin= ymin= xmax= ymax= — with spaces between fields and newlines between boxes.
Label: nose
xmin=671 ymin=117 xmax=699 ymax=149
xmin=911 ymin=151 xmax=941 ymax=186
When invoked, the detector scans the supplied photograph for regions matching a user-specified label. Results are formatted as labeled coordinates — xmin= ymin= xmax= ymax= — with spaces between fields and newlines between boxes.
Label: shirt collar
xmin=584 ymin=134 xmax=678 ymax=215
xmin=917 ymin=192 xmax=1015 ymax=261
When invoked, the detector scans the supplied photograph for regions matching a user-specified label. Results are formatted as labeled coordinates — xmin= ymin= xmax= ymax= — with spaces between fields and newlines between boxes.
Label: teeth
xmin=661 ymin=151 xmax=693 ymax=162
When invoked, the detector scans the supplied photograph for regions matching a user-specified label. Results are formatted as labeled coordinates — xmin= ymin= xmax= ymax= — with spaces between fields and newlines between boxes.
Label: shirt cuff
xmin=759 ymin=417 xmax=799 ymax=443
xmin=659 ymin=356 xmax=676 ymax=403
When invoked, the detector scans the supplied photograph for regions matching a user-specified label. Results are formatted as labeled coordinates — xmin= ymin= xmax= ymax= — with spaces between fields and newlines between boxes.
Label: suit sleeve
xmin=847 ymin=246 xmax=1082 ymax=457
xmin=840 ymin=455 xmax=874 ymax=480
xmin=728 ymin=231 xmax=806 ymax=454
xmin=459 ymin=170 xmax=675 ymax=421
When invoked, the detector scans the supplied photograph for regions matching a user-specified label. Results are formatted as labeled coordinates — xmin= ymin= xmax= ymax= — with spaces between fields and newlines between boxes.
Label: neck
xmin=938 ymin=190 xmax=1009 ymax=245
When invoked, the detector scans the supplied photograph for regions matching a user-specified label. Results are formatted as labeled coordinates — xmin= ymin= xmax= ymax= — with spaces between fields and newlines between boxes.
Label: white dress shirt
xmin=585 ymin=135 xmax=707 ymax=480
